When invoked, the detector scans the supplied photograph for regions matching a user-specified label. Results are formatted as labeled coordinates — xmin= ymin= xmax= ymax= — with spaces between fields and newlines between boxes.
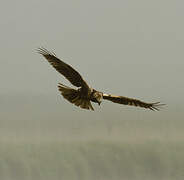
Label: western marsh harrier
xmin=38 ymin=48 xmax=164 ymax=111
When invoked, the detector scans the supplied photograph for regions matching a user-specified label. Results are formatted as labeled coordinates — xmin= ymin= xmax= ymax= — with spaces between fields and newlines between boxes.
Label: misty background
xmin=0 ymin=0 xmax=184 ymax=179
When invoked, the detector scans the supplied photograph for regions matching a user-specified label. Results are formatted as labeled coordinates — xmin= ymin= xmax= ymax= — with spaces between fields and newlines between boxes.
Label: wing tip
xmin=37 ymin=47 xmax=56 ymax=57
xmin=149 ymin=102 xmax=166 ymax=111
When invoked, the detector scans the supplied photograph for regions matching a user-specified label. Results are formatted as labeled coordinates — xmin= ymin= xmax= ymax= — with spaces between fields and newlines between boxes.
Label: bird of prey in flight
xmin=38 ymin=47 xmax=164 ymax=111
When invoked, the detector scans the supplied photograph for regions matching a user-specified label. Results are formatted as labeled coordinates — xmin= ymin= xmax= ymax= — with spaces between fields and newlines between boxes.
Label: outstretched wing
xmin=103 ymin=94 xmax=164 ymax=111
xmin=38 ymin=47 xmax=89 ymax=89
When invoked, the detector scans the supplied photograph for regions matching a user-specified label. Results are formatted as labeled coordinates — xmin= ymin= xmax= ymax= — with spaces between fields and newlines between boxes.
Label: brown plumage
xmin=102 ymin=94 xmax=163 ymax=111
xmin=58 ymin=83 xmax=94 ymax=110
xmin=38 ymin=47 xmax=165 ymax=111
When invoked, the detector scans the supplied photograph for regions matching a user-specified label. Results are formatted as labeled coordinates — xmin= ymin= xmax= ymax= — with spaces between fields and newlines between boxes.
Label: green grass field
xmin=1 ymin=96 xmax=184 ymax=180
xmin=0 ymin=140 xmax=184 ymax=180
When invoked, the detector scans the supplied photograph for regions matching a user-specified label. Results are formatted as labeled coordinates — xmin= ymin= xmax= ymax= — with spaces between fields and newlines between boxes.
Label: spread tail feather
xmin=58 ymin=83 xmax=94 ymax=110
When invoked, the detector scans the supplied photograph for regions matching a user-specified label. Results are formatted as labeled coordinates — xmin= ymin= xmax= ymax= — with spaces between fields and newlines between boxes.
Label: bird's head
xmin=93 ymin=91 xmax=103 ymax=105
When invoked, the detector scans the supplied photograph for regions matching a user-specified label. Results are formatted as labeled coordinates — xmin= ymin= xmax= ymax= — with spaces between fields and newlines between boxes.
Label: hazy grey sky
xmin=0 ymin=0 xmax=184 ymax=141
